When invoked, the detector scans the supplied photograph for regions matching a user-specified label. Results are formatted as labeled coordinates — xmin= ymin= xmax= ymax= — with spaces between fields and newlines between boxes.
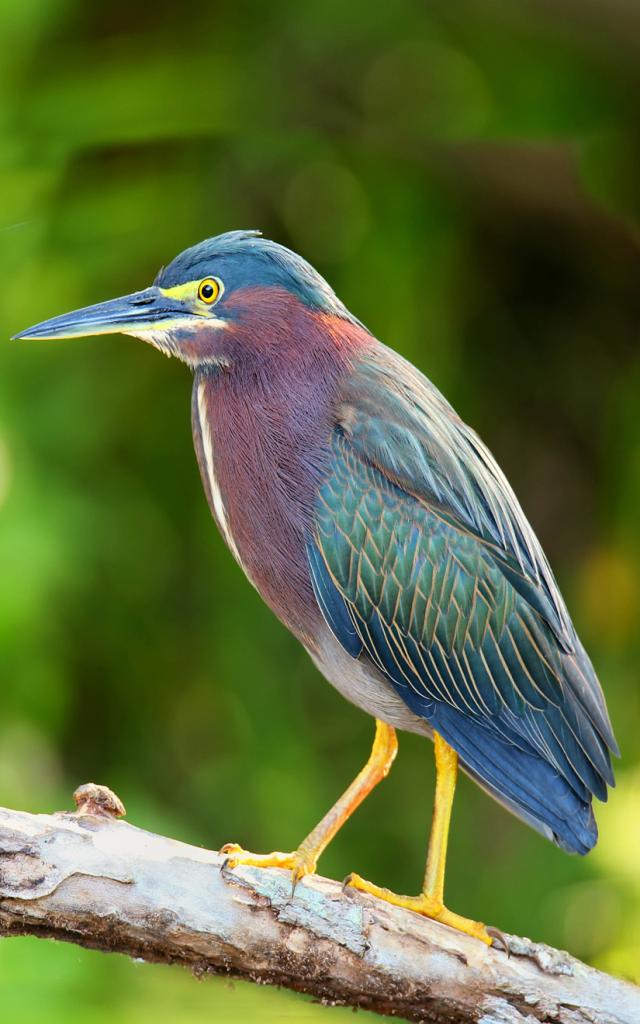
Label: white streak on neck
xmin=196 ymin=381 xmax=244 ymax=568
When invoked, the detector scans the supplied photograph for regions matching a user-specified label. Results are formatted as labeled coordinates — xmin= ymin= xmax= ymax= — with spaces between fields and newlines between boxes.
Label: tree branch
xmin=0 ymin=787 xmax=637 ymax=1024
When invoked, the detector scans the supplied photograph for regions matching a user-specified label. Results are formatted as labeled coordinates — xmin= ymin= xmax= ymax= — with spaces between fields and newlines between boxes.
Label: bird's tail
xmin=431 ymin=701 xmax=599 ymax=855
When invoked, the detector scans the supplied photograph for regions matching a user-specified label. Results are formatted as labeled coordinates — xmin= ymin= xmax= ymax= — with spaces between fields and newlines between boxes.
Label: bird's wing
xmin=307 ymin=344 xmax=618 ymax=852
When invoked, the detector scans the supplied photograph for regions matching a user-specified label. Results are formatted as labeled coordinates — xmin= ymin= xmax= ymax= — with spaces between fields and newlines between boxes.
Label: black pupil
xmin=201 ymin=282 xmax=214 ymax=299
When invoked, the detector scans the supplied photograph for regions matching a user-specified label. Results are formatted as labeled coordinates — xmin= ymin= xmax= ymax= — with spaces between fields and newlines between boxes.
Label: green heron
xmin=14 ymin=231 xmax=618 ymax=944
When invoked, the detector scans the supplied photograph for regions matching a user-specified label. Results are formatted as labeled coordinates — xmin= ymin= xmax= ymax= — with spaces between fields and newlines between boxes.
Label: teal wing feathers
xmin=308 ymin=344 xmax=618 ymax=853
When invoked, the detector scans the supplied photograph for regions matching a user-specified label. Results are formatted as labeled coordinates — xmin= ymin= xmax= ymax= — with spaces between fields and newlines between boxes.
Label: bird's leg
xmin=345 ymin=731 xmax=492 ymax=944
xmin=222 ymin=719 xmax=397 ymax=887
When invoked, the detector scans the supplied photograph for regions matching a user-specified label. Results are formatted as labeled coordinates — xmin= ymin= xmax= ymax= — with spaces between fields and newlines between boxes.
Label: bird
xmin=14 ymin=230 xmax=618 ymax=944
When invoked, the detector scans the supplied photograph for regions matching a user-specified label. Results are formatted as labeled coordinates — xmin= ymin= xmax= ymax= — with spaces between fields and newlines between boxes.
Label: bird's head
xmin=13 ymin=230 xmax=360 ymax=368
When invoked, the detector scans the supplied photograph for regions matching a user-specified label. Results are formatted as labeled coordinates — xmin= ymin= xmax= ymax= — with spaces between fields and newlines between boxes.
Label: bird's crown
xmin=155 ymin=230 xmax=352 ymax=319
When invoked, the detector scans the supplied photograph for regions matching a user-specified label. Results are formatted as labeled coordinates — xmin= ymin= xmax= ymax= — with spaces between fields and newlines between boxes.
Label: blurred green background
xmin=1 ymin=0 xmax=639 ymax=1019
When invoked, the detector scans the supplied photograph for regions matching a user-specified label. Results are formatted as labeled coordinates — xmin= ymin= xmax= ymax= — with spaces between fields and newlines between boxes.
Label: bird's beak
xmin=12 ymin=286 xmax=193 ymax=342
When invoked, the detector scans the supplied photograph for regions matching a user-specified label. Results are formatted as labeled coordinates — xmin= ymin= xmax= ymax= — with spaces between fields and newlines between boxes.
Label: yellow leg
xmin=345 ymin=731 xmax=492 ymax=945
xmin=222 ymin=719 xmax=398 ymax=887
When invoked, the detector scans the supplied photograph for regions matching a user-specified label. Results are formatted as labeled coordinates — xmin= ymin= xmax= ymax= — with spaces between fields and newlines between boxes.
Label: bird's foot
xmin=343 ymin=872 xmax=493 ymax=945
xmin=220 ymin=843 xmax=317 ymax=889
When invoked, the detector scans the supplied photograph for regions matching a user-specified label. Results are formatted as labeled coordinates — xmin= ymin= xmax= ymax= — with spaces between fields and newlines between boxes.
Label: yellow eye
xmin=198 ymin=277 xmax=221 ymax=304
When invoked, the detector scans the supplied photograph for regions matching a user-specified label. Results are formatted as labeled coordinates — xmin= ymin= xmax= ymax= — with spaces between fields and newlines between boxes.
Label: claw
xmin=219 ymin=842 xmax=242 ymax=856
xmin=290 ymin=865 xmax=305 ymax=894
xmin=219 ymin=842 xmax=242 ymax=872
xmin=487 ymin=925 xmax=510 ymax=953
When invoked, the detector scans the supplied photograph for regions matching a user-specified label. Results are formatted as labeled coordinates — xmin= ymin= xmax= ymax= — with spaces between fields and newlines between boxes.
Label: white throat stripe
xmin=196 ymin=381 xmax=243 ymax=566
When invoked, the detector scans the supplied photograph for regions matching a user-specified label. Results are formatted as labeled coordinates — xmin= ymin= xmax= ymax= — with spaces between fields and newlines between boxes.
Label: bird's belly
xmin=309 ymin=624 xmax=430 ymax=736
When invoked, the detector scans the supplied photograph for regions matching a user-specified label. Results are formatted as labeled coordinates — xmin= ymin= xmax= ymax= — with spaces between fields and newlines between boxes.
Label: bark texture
xmin=0 ymin=789 xmax=637 ymax=1024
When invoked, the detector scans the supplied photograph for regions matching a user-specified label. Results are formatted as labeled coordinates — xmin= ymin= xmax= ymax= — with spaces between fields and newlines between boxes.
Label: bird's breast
xmin=191 ymin=365 xmax=337 ymax=644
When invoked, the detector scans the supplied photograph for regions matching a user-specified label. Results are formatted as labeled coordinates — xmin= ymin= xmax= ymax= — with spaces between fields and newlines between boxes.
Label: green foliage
xmin=1 ymin=1 xmax=639 ymax=1018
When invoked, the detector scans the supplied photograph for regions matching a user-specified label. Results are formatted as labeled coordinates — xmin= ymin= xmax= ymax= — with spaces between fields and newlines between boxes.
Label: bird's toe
xmin=219 ymin=843 xmax=316 ymax=881
xmin=343 ymin=872 xmax=493 ymax=945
